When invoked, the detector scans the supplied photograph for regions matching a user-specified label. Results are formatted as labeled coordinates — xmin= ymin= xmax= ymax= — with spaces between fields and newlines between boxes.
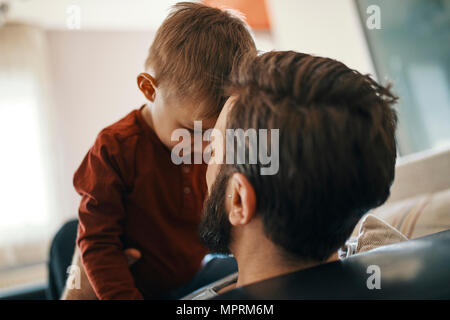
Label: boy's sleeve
xmin=74 ymin=132 xmax=143 ymax=300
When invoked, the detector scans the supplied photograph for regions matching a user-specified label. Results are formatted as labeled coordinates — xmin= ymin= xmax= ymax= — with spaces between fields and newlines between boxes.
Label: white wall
xmin=46 ymin=30 xmax=153 ymax=221
xmin=267 ymin=0 xmax=375 ymax=75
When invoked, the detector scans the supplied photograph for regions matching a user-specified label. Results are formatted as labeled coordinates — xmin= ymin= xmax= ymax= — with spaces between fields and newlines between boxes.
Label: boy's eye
xmin=185 ymin=127 xmax=203 ymax=134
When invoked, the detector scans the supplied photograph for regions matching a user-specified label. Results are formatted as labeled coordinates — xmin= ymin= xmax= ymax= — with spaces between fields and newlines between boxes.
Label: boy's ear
xmin=137 ymin=73 xmax=157 ymax=102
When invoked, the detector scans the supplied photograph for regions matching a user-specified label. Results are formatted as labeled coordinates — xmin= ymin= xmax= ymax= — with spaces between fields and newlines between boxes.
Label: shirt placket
xmin=181 ymin=164 xmax=194 ymax=215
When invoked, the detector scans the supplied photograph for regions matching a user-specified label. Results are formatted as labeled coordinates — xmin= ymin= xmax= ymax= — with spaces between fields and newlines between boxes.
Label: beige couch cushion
xmin=341 ymin=214 xmax=408 ymax=258
xmin=355 ymin=214 xmax=408 ymax=253
xmin=352 ymin=188 xmax=450 ymax=239
xmin=386 ymin=147 xmax=450 ymax=204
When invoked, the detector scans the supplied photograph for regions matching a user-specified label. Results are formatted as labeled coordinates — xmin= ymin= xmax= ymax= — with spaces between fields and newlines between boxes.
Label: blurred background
xmin=0 ymin=0 xmax=449 ymax=295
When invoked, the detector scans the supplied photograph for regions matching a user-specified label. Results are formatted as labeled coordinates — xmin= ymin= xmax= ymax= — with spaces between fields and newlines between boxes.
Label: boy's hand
xmin=124 ymin=248 xmax=142 ymax=266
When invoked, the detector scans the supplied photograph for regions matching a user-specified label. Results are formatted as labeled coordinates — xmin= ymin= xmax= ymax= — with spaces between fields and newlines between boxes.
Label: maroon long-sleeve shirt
xmin=74 ymin=106 xmax=208 ymax=299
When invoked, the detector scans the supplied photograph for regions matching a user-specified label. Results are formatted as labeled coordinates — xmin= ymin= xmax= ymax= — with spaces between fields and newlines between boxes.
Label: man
xmin=185 ymin=50 xmax=398 ymax=299
xmin=57 ymin=50 xmax=398 ymax=300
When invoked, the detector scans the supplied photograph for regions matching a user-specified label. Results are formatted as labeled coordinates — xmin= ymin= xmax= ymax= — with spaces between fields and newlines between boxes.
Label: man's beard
xmin=199 ymin=167 xmax=233 ymax=255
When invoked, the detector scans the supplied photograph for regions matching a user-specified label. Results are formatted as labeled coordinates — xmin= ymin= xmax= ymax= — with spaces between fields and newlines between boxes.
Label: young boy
xmin=73 ymin=2 xmax=256 ymax=299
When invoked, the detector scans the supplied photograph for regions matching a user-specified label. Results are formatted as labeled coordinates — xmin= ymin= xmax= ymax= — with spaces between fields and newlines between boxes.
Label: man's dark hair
xmin=224 ymin=51 xmax=398 ymax=262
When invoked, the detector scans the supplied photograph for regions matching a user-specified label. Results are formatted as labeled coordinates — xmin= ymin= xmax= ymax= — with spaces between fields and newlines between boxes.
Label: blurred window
xmin=0 ymin=73 xmax=50 ymax=247
xmin=357 ymin=0 xmax=450 ymax=155
xmin=0 ymin=24 xmax=54 ymax=292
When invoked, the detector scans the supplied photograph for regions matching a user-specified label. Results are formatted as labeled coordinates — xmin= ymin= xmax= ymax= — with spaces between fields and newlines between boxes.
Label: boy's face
xmin=138 ymin=72 xmax=217 ymax=152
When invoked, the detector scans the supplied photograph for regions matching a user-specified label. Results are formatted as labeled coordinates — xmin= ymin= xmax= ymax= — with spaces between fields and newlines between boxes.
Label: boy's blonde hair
xmin=145 ymin=2 xmax=256 ymax=118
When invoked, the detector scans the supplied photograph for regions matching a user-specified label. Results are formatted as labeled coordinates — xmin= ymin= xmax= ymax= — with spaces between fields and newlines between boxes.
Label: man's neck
xmin=231 ymin=233 xmax=320 ymax=289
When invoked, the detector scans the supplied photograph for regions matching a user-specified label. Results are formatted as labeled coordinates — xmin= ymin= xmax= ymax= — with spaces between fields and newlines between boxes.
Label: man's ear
xmin=228 ymin=173 xmax=256 ymax=226
xmin=137 ymin=73 xmax=157 ymax=102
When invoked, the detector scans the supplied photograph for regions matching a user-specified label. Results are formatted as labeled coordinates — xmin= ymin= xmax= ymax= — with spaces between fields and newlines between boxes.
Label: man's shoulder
xmin=181 ymin=272 xmax=238 ymax=300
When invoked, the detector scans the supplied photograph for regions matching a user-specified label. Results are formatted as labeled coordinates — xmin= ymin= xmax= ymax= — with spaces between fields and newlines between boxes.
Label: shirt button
xmin=183 ymin=186 xmax=191 ymax=194
xmin=182 ymin=166 xmax=191 ymax=174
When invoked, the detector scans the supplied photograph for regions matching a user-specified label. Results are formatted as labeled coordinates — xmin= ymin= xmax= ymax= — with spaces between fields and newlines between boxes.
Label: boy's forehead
xmin=177 ymin=95 xmax=237 ymax=130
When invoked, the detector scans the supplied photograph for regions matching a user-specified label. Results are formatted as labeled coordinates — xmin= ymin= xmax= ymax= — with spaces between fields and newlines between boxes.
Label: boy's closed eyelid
xmin=187 ymin=129 xmax=204 ymax=135
xmin=185 ymin=127 xmax=210 ymax=134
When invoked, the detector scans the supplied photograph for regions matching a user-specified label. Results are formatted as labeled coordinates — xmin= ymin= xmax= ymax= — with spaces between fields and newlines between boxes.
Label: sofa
xmin=2 ymin=146 xmax=449 ymax=300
